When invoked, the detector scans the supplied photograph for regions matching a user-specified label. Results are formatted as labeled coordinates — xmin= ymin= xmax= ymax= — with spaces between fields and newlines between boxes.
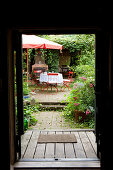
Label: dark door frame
xmin=4 ymin=26 xmax=112 ymax=169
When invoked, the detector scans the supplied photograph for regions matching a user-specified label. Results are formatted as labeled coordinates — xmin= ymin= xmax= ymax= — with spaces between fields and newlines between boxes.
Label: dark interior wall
xmin=0 ymin=30 xmax=10 ymax=169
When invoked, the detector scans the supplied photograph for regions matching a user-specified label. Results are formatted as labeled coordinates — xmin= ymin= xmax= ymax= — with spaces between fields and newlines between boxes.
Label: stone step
xmin=40 ymin=104 xmax=65 ymax=110
xmin=38 ymin=101 xmax=67 ymax=105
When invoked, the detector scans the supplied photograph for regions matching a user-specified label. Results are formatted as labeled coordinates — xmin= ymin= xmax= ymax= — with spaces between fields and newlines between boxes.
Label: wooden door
xmin=95 ymin=30 xmax=110 ymax=159
xmin=14 ymin=32 xmax=24 ymax=159
xmin=95 ymin=32 xmax=102 ymax=158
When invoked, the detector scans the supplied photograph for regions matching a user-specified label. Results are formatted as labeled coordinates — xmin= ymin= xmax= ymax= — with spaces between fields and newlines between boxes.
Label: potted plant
xmin=72 ymin=98 xmax=86 ymax=122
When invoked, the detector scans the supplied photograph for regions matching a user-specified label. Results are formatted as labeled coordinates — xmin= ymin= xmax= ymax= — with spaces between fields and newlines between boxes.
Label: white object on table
xmin=40 ymin=72 xmax=63 ymax=84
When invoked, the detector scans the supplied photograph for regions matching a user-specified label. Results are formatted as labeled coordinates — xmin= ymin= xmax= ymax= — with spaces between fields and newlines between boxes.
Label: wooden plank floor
xmin=21 ymin=129 xmax=97 ymax=160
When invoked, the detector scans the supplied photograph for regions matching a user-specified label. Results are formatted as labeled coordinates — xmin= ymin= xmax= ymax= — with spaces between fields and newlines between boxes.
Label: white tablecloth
xmin=39 ymin=72 xmax=63 ymax=84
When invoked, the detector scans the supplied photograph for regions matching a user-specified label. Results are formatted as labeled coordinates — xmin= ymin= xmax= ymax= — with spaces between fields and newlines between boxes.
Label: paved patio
xmin=30 ymin=87 xmax=71 ymax=103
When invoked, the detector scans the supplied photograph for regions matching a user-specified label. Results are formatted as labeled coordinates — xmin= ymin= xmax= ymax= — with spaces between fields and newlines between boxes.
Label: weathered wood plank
xmin=79 ymin=132 xmax=97 ymax=158
xmin=45 ymin=131 xmax=55 ymax=158
xmin=21 ymin=130 xmax=98 ymax=160
xmin=34 ymin=144 xmax=46 ymax=158
xmin=21 ymin=131 xmax=33 ymax=158
xmin=39 ymin=129 xmax=94 ymax=132
xmin=55 ymin=131 xmax=65 ymax=158
xmin=45 ymin=143 xmax=55 ymax=158
xmin=34 ymin=131 xmax=47 ymax=158
xmin=72 ymin=132 xmax=86 ymax=158
xmin=65 ymin=143 xmax=75 ymax=158
xmin=79 ymin=132 xmax=89 ymax=143
xmin=86 ymin=131 xmax=97 ymax=154
xmin=63 ymin=131 xmax=75 ymax=158
xmin=55 ymin=143 xmax=65 ymax=158
xmin=23 ymin=131 xmax=39 ymax=159
xmin=81 ymin=143 xmax=97 ymax=158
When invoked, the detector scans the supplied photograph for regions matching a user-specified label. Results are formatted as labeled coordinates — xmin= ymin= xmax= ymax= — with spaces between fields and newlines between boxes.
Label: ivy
xmin=41 ymin=34 xmax=91 ymax=53
xmin=45 ymin=49 xmax=60 ymax=72
xmin=40 ymin=34 xmax=95 ymax=67
xmin=24 ymin=34 xmax=95 ymax=74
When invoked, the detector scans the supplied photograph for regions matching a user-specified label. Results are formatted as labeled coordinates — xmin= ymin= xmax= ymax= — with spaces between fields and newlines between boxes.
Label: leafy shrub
xmin=64 ymin=77 xmax=95 ymax=128
xmin=75 ymin=63 xmax=95 ymax=78
xmin=24 ymin=104 xmax=40 ymax=129
xmin=23 ymin=82 xmax=30 ymax=95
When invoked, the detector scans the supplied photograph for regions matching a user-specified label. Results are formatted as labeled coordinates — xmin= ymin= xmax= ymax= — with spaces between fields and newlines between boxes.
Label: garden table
xmin=39 ymin=72 xmax=63 ymax=93
xmin=40 ymin=72 xmax=63 ymax=83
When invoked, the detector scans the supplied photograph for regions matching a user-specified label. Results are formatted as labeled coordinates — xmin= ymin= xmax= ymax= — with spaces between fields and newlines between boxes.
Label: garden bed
xmin=63 ymin=77 xmax=95 ymax=129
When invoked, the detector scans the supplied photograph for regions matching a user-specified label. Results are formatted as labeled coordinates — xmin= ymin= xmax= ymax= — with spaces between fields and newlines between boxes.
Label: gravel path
xmin=29 ymin=88 xmax=72 ymax=130
xmin=30 ymin=88 xmax=71 ymax=103
xmin=30 ymin=111 xmax=73 ymax=130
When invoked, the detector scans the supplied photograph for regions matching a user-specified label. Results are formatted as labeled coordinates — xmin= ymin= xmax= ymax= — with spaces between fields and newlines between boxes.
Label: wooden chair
xmin=62 ymin=71 xmax=73 ymax=91
xmin=43 ymin=73 xmax=58 ymax=93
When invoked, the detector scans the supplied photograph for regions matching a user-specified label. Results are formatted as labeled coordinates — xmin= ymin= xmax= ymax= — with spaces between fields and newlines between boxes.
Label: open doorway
xmin=14 ymin=34 xmax=99 ymax=162
xmin=22 ymin=34 xmax=96 ymax=131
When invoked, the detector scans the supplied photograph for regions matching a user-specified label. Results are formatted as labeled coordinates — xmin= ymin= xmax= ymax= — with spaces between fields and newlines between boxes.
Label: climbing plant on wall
xmin=45 ymin=49 xmax=60 ymax=72
xmin=24 ymin=35 xmax=95 ymax=75
xmin=40 ymin=34 xmax=95 ymax=67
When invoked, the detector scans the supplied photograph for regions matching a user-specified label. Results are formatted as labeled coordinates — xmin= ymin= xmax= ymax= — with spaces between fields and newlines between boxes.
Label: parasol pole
xmin=27 ymin=48 xmax=28 ymax=86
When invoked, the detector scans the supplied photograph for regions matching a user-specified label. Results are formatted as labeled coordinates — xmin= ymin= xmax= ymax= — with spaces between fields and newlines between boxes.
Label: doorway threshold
xmin=19 ymin=157 xmax=100 ymax=162
xmin=14 ymin=158 xmax=100 ymax=169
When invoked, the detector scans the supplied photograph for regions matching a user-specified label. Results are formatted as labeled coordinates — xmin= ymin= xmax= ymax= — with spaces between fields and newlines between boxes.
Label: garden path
xmin=30 ymin=111 xmax=75 ymax=130
xmin=29 ymin=88 xmax=72 ymax=130
xmin=30 ymin=88 xmax=71 ymax=103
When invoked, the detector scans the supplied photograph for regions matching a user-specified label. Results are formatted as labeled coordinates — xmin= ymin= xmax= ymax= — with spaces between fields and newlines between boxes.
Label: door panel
xmin=16 ymin=33 xmax=24 ymax=136
xmin=95 ymin=32 xmax=103 ymax=158
xmin=14 ymin=32 xmax=24 ymax=159
xmin=95 ymin=31 xmax=110 ymax=159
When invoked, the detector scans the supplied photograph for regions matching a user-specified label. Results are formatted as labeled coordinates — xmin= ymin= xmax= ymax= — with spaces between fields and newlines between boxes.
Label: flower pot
xmin=74 ymin=110 xmax=86 ymax=122
xmin=23 ymin=94 xmax=29 ymax=99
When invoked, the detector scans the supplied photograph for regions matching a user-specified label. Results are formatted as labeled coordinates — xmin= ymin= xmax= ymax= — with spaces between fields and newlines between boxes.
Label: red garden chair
xmin=32 ymin=70 xmax=42 ymax=92
xmin=62 ymin=71 xmax=73 ymax=91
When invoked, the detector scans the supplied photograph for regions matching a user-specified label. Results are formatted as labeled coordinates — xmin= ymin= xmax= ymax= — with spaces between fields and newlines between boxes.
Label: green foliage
xmin=23 ymin=49 xmax=35 ymax=72
xmin=75 ymin=64 xmax=95 ymax=79
xmin=41 ymin=34 xmax=95 ymax=53
xmin=63 ymin=33 xmax=95 ymax=119
xmin=22 ymin=50 xmax=27 ymax=71
xmin=64 ymin=77 xmax=95 ymax=128
xmin=23 ymin=82 xmax=30 ymax=95
xmin=45 ymin=49 xmax=60 ymax=72
xmin=23 ymin=34 xmax=95 ymax=75
xmin=39 ymin=34 xmax=95 ymax=72
xmin=24 ymin=104 xmax=40 ymax=129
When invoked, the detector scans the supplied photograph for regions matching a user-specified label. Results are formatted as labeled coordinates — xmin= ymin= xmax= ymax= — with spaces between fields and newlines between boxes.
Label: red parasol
xmin=22 ymin=34 xmax=63 ymax=49
xmin=22 ymin=34 xmax=63 ymax=84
